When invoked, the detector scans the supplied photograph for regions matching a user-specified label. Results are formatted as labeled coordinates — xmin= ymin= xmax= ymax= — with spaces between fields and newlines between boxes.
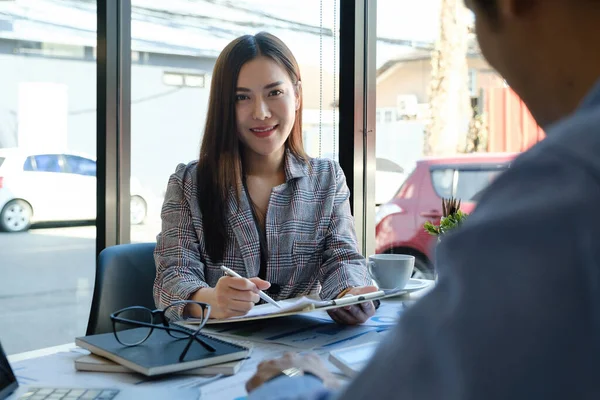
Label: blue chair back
xmin=86 ymin=242 xmax=156 ymax=335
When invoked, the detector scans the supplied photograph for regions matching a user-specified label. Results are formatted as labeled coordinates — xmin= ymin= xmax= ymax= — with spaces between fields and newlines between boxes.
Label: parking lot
xmin=0 ymin=220 xmax=161 ymax=355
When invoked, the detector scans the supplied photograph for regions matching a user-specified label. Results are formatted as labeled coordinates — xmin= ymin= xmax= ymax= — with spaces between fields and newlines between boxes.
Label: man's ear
xmin=295 ymin=81 xmax=302 ymax=110
xmin=497 ymin=0 xmax=538 ymax=19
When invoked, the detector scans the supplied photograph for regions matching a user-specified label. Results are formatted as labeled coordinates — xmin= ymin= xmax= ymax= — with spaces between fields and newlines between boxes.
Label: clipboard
xmin=193 ymin=278 xmax=431 ymax=325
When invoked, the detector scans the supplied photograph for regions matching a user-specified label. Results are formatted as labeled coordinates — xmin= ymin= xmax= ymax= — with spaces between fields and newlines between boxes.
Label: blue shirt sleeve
xmin=247 ymin=375 xmax=336 ymax=400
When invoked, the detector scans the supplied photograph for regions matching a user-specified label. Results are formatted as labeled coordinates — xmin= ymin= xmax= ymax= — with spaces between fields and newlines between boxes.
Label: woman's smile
xmin=249 ymin=124 xmax=278 ymax=138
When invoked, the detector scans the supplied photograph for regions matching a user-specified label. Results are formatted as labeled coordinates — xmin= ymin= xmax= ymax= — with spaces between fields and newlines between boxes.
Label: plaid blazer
xmin=154 ymin=152 xmax=372 ymax=318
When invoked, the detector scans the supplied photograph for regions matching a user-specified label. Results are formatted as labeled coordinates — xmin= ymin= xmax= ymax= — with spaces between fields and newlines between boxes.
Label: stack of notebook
xmin=75 ymin=328 xmax=250 ymax=377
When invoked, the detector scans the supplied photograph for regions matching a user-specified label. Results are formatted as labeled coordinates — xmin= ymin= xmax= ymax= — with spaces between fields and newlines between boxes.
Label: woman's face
xmin=235 ymin=56 xmax=299 ymax=158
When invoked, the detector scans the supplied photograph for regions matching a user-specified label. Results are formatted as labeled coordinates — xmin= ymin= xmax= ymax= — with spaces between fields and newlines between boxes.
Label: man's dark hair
xmin=472 ymin=0 xmax=499 ymax=21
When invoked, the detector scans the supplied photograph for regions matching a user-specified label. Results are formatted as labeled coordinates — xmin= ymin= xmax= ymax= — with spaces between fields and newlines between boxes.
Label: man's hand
xmin=327 ymin=285 xmax=378 ymax=325
xmin=246 ymin=352 xmax=340 ymax=393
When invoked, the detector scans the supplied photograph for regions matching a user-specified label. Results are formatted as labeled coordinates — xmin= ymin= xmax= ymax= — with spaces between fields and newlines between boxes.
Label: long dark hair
xmin=197 ymin=32 xmax=307 ymax=263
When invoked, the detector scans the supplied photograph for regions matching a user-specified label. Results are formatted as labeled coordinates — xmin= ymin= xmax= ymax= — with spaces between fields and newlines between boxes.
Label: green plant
xmin=424 ymin=197 xmax=469 ymax=236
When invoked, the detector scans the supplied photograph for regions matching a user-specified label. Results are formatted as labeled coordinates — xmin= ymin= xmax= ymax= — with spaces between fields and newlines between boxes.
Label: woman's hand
xmin=193 ymin=276 xmax=271 ymax=319
xmin=327 ymin=285 xmax=378 ymax=325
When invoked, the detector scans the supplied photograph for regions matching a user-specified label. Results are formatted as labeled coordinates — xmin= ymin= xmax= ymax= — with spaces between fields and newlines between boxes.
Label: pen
xmin=220 ymin=265 xmax=282 ymax=309
xmin=332 ymin=289 xmax=395 ymax=307
xmin=332 ymin=287 xmax=405 ymax=307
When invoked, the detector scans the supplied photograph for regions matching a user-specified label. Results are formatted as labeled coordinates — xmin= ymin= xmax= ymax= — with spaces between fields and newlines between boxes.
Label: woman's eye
xmin=235 ymin=94 xmax=249 ymax=101
xmin=269 ymin=89 xmax=283 ymax=97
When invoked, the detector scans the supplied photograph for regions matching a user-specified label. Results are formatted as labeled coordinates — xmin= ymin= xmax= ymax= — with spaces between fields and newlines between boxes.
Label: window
xmin=40 ymin=43 xmax=86 ymax=59
xmin=16 ymin=41 xmax=86 ymax=59
xmin=22 ymin=157 xmax=34 ymax=171
xmin=468 ymin=68 xmax=477 ymax=96
xmin=455 ymin=168 xmax=505 ymax=202
xmin=33 ymin=155 xmax=64 ymax=173
xmin=184 ymin=74 xmax=205 ymax=88
xmin=373 ymin=0 xmax=512 ymax=278
xmin=162 ymin=72 xmax=206 ymax=88
xmin=430 ymin=166 xmax=507 ymax=202
xmin=0 ymin=1 xmax=96 ymax=356
xmin=431 ymin=168 xmax=454 ymax=199
xmin=130 ymin=0 xmax=341 ymax=243
xmin=394 ymin=170 xmax=416 ymax=199
xmin=64 ymin=155 xmax=97 ymax=176
xmin=384 ymin=110 xmax=392 ymax=122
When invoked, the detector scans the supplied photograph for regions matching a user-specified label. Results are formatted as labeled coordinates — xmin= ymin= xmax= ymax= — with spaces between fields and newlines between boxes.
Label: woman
xmin=154 ymin=32 xmax=376 ymax=324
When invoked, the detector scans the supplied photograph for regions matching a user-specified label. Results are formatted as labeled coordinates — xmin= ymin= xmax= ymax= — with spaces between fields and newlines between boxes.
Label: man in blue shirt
xmin=245 ymin=0 xmax=600 ymax=398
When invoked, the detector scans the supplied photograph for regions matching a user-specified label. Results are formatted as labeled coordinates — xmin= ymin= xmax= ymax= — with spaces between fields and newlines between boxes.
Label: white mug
xmin=368 ymin=254 xmax=415 ymax=289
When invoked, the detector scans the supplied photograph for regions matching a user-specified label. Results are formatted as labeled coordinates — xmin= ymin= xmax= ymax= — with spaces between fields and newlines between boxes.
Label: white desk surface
xmin=7 ymin=283 xmax=433 ymax=399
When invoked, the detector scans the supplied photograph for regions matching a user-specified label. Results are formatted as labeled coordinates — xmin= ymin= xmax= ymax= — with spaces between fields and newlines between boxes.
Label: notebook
xmin=0 ymin=339 xmax=200 ymax=400
xmin=74 ymin=353 xmax=246 ymax=376
xmin=75 ymin=328 xmax=250 ymax=376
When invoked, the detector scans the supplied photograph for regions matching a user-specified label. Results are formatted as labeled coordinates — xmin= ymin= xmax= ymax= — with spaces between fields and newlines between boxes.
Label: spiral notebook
xmin=75 ymin=328 xmax=250 ymax=377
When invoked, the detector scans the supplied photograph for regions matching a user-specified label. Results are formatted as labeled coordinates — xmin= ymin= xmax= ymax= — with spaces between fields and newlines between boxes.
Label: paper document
xmin=200 ymin=332 xmax=387 ymax=399
xmin=203 ymin=314 xmax=377 ymax=350
xmin=11 ymin=348 xmax=218 ymax=390
xmin=241 ymin=296 xmax=329 ymax=318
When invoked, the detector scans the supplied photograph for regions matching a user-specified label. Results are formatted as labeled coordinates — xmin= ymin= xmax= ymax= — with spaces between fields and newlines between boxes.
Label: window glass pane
xmin=455 ymin=168 xmax=505 ymax=202
xmin=374 ymin=0 xmax=528 ymax=278
xmin=64 ymin=155 xmax=97 ymax=176
xmin=33 ymin=155 xmax=63 ymax=173
xmin=430 ymin=168 xmax=454 ymax=199
xmin=22 ymin=157 xmax=34 ymax=171
xmin=130 ymin=0 xmax=340 ymax=242
xmin=0 ymin=1 xmax=96 ymax=355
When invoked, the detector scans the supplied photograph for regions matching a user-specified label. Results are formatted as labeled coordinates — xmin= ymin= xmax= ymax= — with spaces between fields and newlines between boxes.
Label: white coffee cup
xmin=368 ymin=254 xmax=415 ymax=289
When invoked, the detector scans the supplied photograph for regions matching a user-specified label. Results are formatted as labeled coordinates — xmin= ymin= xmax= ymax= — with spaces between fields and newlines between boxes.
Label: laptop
xmin=0 ymin=341 xmax=201 ymax=399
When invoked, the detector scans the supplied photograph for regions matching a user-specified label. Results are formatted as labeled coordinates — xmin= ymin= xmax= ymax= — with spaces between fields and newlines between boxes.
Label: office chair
xmin=86 ymin=242 xmax=157 ymax=335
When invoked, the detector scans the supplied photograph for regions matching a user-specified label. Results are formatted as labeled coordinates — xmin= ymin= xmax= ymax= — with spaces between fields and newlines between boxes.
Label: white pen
xmin=220 ymin=265 xmax=282 ymax=309
xmin=332 ymin=290 xmax=388 ymax=307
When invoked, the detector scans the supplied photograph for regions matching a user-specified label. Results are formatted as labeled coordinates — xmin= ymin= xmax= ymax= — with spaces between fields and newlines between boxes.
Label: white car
xmin=0 ymin=148 xmax=149 ymax=232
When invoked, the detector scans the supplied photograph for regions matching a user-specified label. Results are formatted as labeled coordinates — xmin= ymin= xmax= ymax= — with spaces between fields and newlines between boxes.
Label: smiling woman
xmin=153 ymin=32 xmax=377 ymax=325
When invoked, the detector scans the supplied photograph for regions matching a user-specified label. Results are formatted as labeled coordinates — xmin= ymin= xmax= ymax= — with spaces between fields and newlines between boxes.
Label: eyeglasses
xmin=110 ymin=300 xmax=215 ymax=362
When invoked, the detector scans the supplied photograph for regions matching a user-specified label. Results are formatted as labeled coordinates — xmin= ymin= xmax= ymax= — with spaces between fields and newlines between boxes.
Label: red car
xmin=375 ymin=153 xmax=517 ymax=279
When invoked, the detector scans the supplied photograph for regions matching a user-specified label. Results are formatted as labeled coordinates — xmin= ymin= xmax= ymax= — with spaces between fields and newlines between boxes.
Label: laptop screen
xmin=0 ymin=342 xmax=17 ymax=400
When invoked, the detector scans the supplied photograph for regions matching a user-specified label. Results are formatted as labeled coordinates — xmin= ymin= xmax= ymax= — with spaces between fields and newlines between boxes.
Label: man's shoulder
xmin=531 ymin=104 xmax=600 ymax=175
xmin=470 ymin=106 xmax=600 ymax=230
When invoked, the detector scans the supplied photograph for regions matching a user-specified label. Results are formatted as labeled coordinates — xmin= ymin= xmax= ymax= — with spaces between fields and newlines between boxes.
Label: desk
xmin=7 ymin=285 xmax=432 ymax=400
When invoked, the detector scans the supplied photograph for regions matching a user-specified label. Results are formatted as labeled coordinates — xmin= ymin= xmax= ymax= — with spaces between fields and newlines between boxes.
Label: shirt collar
xmin=284 ymin=149 xmax=309 ymax=182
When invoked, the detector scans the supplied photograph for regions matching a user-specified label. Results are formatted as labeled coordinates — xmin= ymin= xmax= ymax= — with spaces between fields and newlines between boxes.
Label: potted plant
xmin=424 ymin=197 xmax=469 ymax=240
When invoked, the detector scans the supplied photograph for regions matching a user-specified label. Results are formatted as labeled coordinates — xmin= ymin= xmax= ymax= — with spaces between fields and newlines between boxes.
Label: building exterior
xmin=375 ymin=50 xmax=544 ymax=154
xmin=0 ymin=0 xmax=361 ymax=197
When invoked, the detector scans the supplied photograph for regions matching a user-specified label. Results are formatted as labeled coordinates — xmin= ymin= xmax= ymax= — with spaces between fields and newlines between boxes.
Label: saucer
xmin=380 ymin=278 xmax=430 ymax=291
xmin=403 ymin=278 xmax=430 ymax=291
